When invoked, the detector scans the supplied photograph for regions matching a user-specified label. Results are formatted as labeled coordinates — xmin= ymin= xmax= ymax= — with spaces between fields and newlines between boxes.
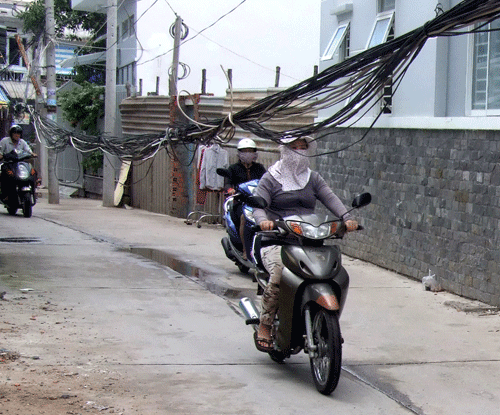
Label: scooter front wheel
xmin=22 ymin=193 xmax=32 ymax=218
xmin=309 ymin=308 xmax=342 ymax=395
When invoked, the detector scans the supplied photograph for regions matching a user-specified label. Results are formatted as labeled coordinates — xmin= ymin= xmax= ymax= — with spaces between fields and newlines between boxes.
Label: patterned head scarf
xmin=268 ymin=136 xmax=317 ymax=191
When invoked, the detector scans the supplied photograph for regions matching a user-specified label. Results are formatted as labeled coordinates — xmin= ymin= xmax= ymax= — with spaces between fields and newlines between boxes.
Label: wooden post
xmin=275 ymin=66 xmax=281 ymax=87
xmin=201 ymin=69 xmax=206 ymax=95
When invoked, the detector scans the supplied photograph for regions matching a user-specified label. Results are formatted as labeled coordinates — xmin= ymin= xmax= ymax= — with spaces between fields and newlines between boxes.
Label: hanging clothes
xmin=199 ymin=144 xmax=228 ymax=191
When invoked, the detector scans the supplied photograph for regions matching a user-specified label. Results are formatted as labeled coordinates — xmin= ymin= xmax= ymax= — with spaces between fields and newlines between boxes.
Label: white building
xmin=318 ymin=0 xmax=500 ymax=130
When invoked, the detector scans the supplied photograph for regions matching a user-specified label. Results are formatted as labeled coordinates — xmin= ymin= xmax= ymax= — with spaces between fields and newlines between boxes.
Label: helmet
xmin=237 ymin=138 xmax=256 ymax=151
xmin=9 ymin=124 xmax=23 ymax=137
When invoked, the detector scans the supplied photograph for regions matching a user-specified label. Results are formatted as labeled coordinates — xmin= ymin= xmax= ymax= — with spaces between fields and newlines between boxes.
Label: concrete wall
xmin=317 ymin=126 xmax=500 ymax=306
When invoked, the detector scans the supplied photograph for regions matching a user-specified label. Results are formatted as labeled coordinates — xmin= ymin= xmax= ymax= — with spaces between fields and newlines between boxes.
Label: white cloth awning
xmin=60 ymin=51 xmax=106 ymax=68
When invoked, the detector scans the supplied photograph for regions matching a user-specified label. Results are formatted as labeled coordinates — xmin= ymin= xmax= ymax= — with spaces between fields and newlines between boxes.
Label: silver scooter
xmin=239 ymin=192 xmax=371 ymax=395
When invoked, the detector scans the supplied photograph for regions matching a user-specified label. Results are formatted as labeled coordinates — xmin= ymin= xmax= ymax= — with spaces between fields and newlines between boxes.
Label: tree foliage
xmin=58 ymin=82 xmax=104 ymax=136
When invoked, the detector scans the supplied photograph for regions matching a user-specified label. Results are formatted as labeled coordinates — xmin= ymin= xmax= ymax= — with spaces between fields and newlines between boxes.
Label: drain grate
xmin=0 ymin=237 xmax=41 ymax=243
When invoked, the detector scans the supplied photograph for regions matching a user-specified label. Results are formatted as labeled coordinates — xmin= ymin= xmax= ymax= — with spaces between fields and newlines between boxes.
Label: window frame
xmin=469 ymin=21 xmax=500 ymax=116
xmin=321 ymin=22 xmax=350 ymax=62
xmin=366 ymin=11 xmax=394 ymax=50
xmin=379 ymin=0 xmax=395 ymax=13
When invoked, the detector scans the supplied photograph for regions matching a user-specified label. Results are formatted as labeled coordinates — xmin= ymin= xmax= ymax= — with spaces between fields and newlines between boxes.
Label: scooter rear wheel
xmin=309 ymin=308 xmax=342 ymax=395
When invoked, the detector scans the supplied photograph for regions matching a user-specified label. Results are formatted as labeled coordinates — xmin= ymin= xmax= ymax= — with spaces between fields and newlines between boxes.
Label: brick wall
xmin=317 ymin=127 xmax=500 ymax=306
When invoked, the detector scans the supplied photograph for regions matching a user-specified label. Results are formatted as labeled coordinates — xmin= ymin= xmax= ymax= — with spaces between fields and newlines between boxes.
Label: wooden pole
xmin=275 ymin=66 xmax=281 ymax=87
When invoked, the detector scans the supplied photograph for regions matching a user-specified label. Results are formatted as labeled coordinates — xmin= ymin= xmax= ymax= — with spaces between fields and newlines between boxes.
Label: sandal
xmin=254 ymin=331 xmax=273 ymax=353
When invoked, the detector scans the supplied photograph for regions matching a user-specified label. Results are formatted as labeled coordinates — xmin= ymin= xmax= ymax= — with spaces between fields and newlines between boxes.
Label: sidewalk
xmin=32 ymin=191 xmax=500 ymax=414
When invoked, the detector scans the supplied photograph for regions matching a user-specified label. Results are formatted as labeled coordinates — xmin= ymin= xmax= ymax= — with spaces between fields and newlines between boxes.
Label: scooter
xmin=239 ymin=192 xmax=371 ymax=395
xmin=0 ymin=149 xmax=38 ymax=218
xmin=216 ymin=167 xmax=266 ymax=274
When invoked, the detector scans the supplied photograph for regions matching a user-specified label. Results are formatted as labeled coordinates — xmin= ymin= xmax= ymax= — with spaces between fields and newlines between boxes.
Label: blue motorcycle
xmin=216 ymin=168 xmax=266 ymax=274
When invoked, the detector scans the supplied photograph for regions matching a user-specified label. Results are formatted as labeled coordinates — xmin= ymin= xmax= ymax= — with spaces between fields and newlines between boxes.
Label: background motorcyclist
xmin=224 ymin=138 xmax=266 ymax=260
xmin=0 ymin=125 xmax=37 ymax=201
xmin=224 ymin=138 xmax=266 ymax=195
xmin=252 ymin=136 xmax=358 ymax=352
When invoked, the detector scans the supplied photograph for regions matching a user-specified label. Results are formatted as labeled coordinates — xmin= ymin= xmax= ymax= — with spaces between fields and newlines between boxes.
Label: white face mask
xmin=238 ymin=151 xmax=258 ymax=164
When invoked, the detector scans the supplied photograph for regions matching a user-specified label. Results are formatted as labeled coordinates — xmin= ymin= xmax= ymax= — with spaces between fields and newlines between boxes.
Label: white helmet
xmin=237 ymin=138 xmax=257 ymax=151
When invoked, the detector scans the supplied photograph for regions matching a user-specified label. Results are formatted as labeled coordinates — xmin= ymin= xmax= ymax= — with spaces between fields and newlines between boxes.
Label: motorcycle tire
xmin=22 ymin=193 xmax=32 ymax=218
xmin=309 ymin=308 xmax=342 ymax=395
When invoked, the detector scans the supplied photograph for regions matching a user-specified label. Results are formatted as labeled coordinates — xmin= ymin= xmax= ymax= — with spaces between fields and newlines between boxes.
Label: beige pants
xmin=260 ymin=245 xmax=284 ymax=326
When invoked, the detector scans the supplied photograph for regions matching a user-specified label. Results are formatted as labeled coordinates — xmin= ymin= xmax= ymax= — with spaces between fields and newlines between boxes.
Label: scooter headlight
xmin=17 ymin=164 xmax=30 ymax=180
xmin=285 ymin=220 xmax=338 ymax=239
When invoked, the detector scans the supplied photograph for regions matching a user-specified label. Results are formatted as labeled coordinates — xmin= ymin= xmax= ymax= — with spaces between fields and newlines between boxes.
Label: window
xmin=128 ymin=15 xmax=135 ymax=35
xmin=117 ymin=62 xmax=136 ymax=85
xmin=321 ymin=22 xmax=350 ymax=61
xmin=381 ymin=24 xmax=395 ymax=113
xmin=367 ymin=12 xmax=394 ymax=49
xmin=7 ymin=36 xmax=27 ymax=67
xmin=121 ymin=19 xmax=129 ymax=40
xmin=379 ymin=0 xmax=395 ymax=13
xmin=471 ymin=20 xmax=500 ymax=111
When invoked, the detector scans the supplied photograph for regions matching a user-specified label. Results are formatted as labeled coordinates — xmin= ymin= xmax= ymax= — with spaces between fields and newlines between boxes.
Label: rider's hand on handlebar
xmin=345 ymin=220 xmax=359 ymax=232
xmin=259 ymin=220 xmax=275 ymax=231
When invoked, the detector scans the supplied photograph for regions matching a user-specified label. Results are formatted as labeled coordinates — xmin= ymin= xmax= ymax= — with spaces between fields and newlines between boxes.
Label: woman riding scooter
xmin=252 ymin=136 xmax=358 ymax=352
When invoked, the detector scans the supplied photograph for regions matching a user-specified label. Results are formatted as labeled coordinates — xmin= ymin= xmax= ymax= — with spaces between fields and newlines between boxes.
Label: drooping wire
xmin=27 ymin=0 xmax=500 ymax=161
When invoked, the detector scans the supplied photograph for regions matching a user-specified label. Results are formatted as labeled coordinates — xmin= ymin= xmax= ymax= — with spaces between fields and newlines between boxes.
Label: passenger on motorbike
xmin=0 ymin=125 xmax=37 ymax=200
xmin=252 ymin=136 xmax=358 ymax=352
xmin=224 ymin=138 xmax=266 ymax=260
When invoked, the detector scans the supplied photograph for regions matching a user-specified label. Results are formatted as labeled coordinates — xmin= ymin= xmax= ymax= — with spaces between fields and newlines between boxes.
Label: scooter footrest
xmin=245 ymin=318 xmax=260 ymax=325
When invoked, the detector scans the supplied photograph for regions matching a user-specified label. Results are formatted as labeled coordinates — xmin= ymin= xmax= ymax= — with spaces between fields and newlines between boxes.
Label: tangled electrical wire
xmin=29 ymin=0 xmax=500 ymax=161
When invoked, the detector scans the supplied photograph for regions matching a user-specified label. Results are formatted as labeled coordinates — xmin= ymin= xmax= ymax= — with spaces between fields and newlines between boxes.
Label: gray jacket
xmin=253 ymin=171 xmax=350 ymax=224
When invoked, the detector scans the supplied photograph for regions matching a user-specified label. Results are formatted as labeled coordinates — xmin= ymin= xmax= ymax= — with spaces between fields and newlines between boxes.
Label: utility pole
xmin=169 ymin=16 xmax=182 ymax=97
xmin=168 ymin=16 xmax=190 ymax=218
xmin=103 ymin=0 xmax=117 ymax=207
xmin=45 ymin=0 xmax=59 ymax=204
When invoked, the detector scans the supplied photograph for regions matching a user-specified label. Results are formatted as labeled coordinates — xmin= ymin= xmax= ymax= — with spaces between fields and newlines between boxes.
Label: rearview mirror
xmin=352 ymin=192 xmax=371 ymax=209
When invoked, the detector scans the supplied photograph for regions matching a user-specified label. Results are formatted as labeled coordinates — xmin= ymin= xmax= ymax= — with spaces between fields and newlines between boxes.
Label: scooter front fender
xmin=301 ymin=284 xmax=340 ymax=312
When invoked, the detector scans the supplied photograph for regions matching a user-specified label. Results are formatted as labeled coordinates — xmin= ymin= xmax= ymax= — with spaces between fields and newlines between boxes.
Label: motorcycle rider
xmin=224 ymin=138 xmax=266 ymax=260
xmin=0 ymin=125 xmax=37 ymax=201
xmin=252 ymin=136 xmax=358 ymax=352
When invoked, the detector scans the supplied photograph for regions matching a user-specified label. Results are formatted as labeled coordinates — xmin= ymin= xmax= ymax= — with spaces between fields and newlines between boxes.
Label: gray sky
xmin=140 ymin=0 xmax=321 ymax=96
